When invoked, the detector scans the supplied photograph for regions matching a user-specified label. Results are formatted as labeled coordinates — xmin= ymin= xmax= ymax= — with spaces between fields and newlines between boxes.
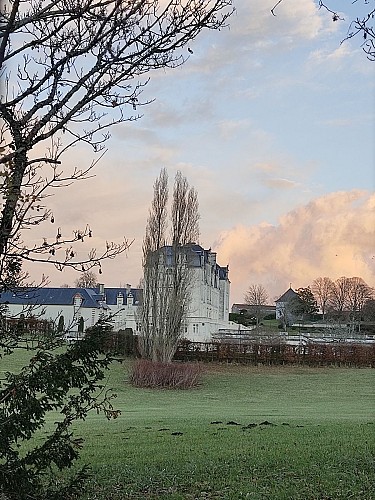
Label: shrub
xmin=129 ymin=359 xmax=202 ymax=389
xmin=99 ymin=329 xmax=138 ymax=356
xmin=263 ymin=313 xmax=276 ymax=320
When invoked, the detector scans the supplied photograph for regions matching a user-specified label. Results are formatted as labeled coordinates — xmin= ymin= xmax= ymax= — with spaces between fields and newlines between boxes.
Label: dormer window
xmin=127 ymin=291 xmax=134 ymax=306
xmin=73 ymin=293 xmax=83 ymax=307
xmin=117 ymin=292 xmax=124 ymax=306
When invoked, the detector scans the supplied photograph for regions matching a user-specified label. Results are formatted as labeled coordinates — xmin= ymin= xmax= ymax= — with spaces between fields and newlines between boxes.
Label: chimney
xmin=207 ymin=251 xmax=217 ymax=266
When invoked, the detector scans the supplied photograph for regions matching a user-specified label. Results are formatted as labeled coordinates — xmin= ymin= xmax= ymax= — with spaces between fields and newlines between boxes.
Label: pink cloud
xmin=216 ymin=190 xmax=375 ymax=303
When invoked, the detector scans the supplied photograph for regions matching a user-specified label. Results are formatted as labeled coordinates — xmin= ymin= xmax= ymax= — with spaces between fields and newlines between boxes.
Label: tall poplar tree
xmin=140 ymin=169 xmax=199 ymax=362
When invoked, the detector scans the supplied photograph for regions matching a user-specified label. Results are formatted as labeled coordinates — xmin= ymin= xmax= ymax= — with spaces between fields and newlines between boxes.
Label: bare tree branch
xmin=271 ymin=0 xmax=374 ymax=60
xmin=0 ymin=0 xmax=233 ymax=288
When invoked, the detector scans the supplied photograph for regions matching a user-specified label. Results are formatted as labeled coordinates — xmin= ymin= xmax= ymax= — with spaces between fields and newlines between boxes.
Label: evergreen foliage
xmin=0 ymin=321 xmax=118 ymax=500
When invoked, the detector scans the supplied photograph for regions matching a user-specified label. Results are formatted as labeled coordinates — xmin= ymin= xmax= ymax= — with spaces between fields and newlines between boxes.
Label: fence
xmin=173 ymin=340 xmax=375 ymax=367
xmin=98 ymin=332 xmax=375 ymax=367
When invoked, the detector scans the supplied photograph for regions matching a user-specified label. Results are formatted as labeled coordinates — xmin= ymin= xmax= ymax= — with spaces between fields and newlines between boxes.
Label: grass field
xmin=77 ymin=361 xmax=375 ymax=499
xmin=2 ymin=354 xmax=375 ymax=499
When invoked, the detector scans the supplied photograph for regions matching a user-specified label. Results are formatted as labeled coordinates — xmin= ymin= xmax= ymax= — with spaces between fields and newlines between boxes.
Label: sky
xmin=24 ymin=0 xmax=375 ymax=304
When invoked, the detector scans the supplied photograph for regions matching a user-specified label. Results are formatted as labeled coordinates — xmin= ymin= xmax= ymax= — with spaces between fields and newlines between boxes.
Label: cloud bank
xmin=216 ymin=190 xmax=375 ymax=302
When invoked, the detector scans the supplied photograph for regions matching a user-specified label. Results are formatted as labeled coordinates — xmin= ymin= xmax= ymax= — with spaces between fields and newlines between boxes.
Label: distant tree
xmin=346 ymin=277 xmax=374 ymax=331
xmin=57 ymin=315 xmax=65 ymax=333
xmin=139 ymin=169 xmax=199 ymax=363
xmin=290 ymin=287 xmax=318 ymax=322
xmin=346 ymin=277 xmax=374 ymax=313
xmin=272 ymin=0 xmax=375 ymax=61
xmin=323 ymin=276 xmax=374 ymax=333
xmin=312 ymin=277 xmax=334 ymax=321
xmin=362 ymin=299 xmax=375 ymax=321
xmin=244 ymin=284 xmax=269 ymax=328
xmin=327 ymin=277 xmax=352 ymax=317
xmin=75 ymin=270 xmax=98 ymax=289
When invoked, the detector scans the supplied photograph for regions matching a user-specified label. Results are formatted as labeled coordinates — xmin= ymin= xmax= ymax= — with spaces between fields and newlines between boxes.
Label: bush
xmin=99 ymin=329 xmax=138 ymax=356
xmin=129 ymin=359 xmax=202 ymax=389
xmin=263 ymin=313 xmax=276 ymax=320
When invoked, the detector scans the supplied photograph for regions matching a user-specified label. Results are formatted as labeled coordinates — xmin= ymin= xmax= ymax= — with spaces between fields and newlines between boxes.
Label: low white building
xmin=1 ymin=246 xmax=235 ymax=342
xmin=0 ymin=284 xmax=140 ymax=335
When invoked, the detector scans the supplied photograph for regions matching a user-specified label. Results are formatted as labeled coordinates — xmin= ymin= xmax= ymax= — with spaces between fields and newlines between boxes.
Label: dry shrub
xmin=129 ymin=359 xmax=202 ymax=389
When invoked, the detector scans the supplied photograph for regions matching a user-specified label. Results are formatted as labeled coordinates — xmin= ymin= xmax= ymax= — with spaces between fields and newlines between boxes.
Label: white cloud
xmin=231 ymin=0 xmax=329 ymax=40
xmin=308 ymin=43 xmax=353 ymax=66
xmin=263 ymin=177 xmax=299 ymax=189
xmin=218 ymin=119 xmax=251 ymax=139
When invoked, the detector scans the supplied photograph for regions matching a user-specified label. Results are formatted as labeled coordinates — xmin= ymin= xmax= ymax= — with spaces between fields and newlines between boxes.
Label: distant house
xmin=275 ymin=287 xmax=299 ymax=327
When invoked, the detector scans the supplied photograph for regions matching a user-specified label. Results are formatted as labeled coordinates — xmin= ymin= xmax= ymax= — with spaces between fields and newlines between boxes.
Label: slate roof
xmin=157 ymin=244 xmax=229 ymax=278
xmin=0 ymin=287 xmax=108 ymax=308
xmin=275 ymin=288 xmax=298 ymax=303
xmin=101 ymin=287 xmax=140 ymax=305
xmin=1 ymin=286 xmax=143 ymax=309
xmin=232 ymin=303 xmax=276 ymax=312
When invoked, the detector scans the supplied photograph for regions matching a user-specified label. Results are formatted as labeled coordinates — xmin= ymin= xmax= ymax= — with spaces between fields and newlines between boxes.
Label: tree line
xmin=311 ymin=276 xmax=374 ymax=322
xmin=244 ymin=277 xmax=375 ymax=326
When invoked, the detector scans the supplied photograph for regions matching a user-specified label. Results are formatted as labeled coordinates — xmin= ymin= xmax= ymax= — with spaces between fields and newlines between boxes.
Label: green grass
xmin=2 ymin=353 xmax=375 ymax=499
xmin=80 ymin=362 xmax=375 ymax=499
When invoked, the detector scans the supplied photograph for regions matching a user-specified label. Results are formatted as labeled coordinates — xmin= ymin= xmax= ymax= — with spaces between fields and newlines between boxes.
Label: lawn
xmin=78 ymin=361 xmax=375 ymax=499
xmin=2 ymin=354 xmax=375 ymax=499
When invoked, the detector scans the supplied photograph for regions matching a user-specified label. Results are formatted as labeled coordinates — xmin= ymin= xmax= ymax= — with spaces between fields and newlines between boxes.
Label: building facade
xmin=182 ymin=244 xmax=231 ymax=341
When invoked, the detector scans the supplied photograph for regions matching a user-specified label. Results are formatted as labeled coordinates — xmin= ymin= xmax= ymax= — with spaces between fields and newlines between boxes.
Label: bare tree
xmin=346 ymin=277 xmax=374 ymax=331
xmin=244 ymin=283 xmax=269 ymax=328
xmin=74 ymin=269 xmax=98 ymax=288
xmin=326 ymin=276 xmax=374 ymax=333
xmin=272 ymin=1 xmax=375 ymax=60
xmin=0 ymin=0 xmax=233 ymax=287
xmin=139 ymin=168 xmax=169 ymax=360
xmin=139 ymin=169 xmax=199 ymax=363
xmin=312 ymin=276 xmax=334 ymax=321
xmin=328 ymin=276 xmax=352 ymax=318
